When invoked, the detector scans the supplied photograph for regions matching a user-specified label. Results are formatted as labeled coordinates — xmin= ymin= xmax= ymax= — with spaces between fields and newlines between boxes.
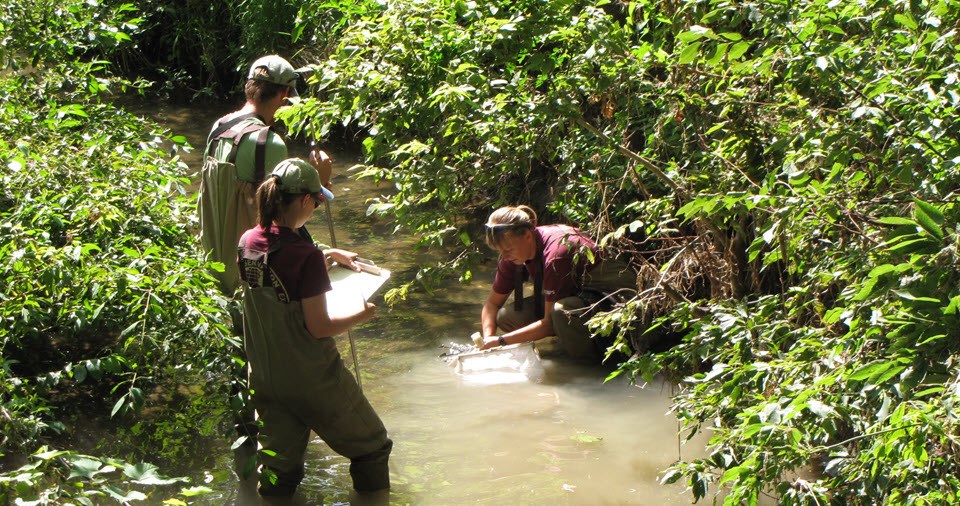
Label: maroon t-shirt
xmin=491 ymin=224 xmax=597 ymax=304
xmin=237 ymin=225 xmax=332 ymax=301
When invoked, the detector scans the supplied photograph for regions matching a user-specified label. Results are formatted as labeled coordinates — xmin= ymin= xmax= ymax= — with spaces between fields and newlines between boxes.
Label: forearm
xmin=481 ymin=302 xmax=500 ymax=337
xmin=499 ymin=318 xmax=551 ymax=345
xmin=303 ymin=295 xmax=374 ymax=338
xmin=322 ymin=310 xmax=367 ymax=337
xmin=480 ymin=314 xmax=552 ymax=349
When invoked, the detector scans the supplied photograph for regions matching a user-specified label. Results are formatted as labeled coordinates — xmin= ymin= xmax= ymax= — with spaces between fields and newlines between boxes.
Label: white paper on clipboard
xmin=325 ymin=262 xmax=391 ymax=317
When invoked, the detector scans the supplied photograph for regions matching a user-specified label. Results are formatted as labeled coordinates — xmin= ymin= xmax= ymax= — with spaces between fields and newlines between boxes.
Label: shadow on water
xmin=130 ymin=101 xmax=716 ymax=505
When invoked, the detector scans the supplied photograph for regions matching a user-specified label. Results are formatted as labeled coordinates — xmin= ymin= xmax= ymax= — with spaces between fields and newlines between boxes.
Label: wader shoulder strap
xmin=238 ymin=233 xmax=299 ymax=265
xmin=204 ymin=113 xmax=259 ymax=157
xmin=211 ymin=112 xmax=258 ymax=140
xmin=533 ymin=261 xmax=544 ymax=318
xmin=513 ymin=265 xmax=524 ymax=312
xmin=253 ymin=126 xmax=270 ymax=182
xmin=512 ymin=263 xmax=545 ymax=318
xmin=238 ymin=233 xmax=301 ymax=303
xmin=221 ymin=123 xmax=271 ymax=182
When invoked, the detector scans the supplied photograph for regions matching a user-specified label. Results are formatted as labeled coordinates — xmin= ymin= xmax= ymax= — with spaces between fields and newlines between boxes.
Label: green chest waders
xmin=238 ymin=237 xmax=392 ymax=492
xmin=198 ymin=114 xmax=272 ymax=296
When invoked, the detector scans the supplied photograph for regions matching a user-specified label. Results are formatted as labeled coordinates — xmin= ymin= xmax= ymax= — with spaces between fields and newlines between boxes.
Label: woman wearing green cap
xmin=237 ymin=158 xmax=391 ymax=496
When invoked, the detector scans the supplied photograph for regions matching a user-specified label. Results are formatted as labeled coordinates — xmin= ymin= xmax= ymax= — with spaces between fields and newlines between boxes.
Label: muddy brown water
xmin=136 ymin=101 xmax=712 ymax=505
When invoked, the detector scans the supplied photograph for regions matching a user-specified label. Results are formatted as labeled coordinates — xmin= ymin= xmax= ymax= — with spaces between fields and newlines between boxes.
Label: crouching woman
xmin=479 ymin=205 xmax=637 ymax=362
xmin=237 ymin=158 xmax=391 ymax=496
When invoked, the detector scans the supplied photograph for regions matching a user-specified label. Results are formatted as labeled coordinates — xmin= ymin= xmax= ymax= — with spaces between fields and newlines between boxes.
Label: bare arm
xmin=480 ymin=299 xmax=555 ymax=349
xmin=481 ymin=290 xmax=509 ymax=338
xmin=323 ymin=247 xmax=361 ymax=272
xmin=302 ymin=293 xmax=375 ymax=338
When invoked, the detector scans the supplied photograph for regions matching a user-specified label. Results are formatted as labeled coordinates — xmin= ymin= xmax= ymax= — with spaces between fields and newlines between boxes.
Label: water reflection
xmin=140 ymin=102 xmax=707 ymax=505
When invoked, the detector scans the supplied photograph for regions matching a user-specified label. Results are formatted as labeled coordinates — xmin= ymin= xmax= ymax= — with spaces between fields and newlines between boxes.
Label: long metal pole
xmin=324 ymin=199 xmax=364 ymax=392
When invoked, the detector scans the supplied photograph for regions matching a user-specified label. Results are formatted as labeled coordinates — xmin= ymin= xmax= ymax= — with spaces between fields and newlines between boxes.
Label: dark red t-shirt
xmin=491 ymin=224 xmax=597 ymax=303
xmin=237 ymin=225 xmax=332 ymax=301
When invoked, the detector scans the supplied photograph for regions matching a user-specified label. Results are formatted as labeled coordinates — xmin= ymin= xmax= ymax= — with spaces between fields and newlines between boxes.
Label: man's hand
xmin=310 ymin=149 xmax=333 ymax=187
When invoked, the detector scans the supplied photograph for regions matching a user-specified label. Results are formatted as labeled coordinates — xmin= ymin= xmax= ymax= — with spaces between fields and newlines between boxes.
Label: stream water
xmin=141 ymin=102 xmax=710 ymax=505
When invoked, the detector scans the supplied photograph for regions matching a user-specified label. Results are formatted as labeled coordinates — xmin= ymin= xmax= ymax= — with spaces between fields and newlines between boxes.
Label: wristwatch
xmin=498 ymin=335 xmax=507 ymax=346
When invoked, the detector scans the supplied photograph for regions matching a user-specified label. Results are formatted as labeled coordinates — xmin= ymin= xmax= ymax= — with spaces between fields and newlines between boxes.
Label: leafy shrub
xmin=0 ymin=0 xmax=233 ymax=501
xmin=279 ymin=0 xmax=960 ymax=502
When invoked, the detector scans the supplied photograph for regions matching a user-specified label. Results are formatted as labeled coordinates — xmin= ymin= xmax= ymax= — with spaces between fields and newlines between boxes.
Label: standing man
xmin=199 ymin=54 xmax=332 ymax=296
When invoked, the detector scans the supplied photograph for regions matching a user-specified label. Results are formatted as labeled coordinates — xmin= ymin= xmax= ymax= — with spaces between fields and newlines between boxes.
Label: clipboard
xmin=325 ymin=259 xmax=391 ymax=317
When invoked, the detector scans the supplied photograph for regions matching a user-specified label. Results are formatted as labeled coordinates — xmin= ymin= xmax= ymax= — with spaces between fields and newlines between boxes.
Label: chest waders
xmin=198 ymin=113 xmax=272 ymax=296
xmin=237 ymin=236 xmax=392 ymax=494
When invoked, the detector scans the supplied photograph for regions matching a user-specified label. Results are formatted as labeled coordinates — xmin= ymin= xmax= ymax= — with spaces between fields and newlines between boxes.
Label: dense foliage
xmin=0 ymin=0 xmax=234 ymax=502
xmin=3 ymin=0 xmax=960 ymax=503
xmin=278 ymin=0 xmax=960 ymax=503
xmin=113 ymin=0 xmax=372 ymax=98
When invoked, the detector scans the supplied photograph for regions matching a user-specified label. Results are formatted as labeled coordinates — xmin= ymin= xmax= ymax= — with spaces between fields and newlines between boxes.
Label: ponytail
xmin=255 ymin=176 xmax=300 ymax=228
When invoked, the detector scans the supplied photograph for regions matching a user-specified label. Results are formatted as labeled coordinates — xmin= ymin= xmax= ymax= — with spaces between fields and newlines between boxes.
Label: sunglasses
xmin=311 ymin=193 xmax=324 ymax=208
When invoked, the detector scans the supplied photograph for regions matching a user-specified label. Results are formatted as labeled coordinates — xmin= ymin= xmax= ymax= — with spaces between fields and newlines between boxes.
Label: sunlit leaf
xmin=570 ymin=433 xmax=603 ymax=444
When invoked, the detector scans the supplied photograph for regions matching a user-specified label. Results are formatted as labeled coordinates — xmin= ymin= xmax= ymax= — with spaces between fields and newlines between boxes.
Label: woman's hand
xmin=325 ymin=248 xmax=361 ymax=271
xmin=358 ymin=301 xmax=377 ymax=323
xmin=480 ymin=334 xmax=505 ymax=350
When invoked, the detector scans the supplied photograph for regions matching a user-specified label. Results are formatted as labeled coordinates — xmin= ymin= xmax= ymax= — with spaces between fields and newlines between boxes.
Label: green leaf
xmin=913 ymin=198 xmax=944 ymax=239
xmin=179 ymin=486 xmax=214 ymax=497
xmin=677 ymin=27 xmax=709 ymax=43
xmin=103 ymin=485 xmax=147 ymax=502
xmin=68 ymin=457 xmax=112 ymax=480
xmin=874 ymin=365 xmax=905 ymax=385
xmin=570 ymin=433 xmax=603 ymax=443
xmin=124 ymin=462 xmax=186 ymax=485
xmin=875 ymin=216 xmax=917 ymax=226
xmin=728 ymin=42 xmax=751 ymax=60
xmin=679 ymin=42 xmax=702 ymax=65
xmin=111 ymin=395 xmax=127 ymax=417
xmin=913 ymin=386 xmax=945 ymax=398
xmin=886 ymin=237 xmax=938 ymax=255
xmin=853 ymin=276 xmax=880 ymax=301
xmin=892 ymin=290 xmax=941 ymax=304
xmin=849 ymin=361 xmax=894 ymax=382
xmin=894 ymin=13 xmax=918 ymax=30
xmin=867 ymin=264 xmax=896 ymax=278
xmin=720 ymin=464 xmax=750 ymax=485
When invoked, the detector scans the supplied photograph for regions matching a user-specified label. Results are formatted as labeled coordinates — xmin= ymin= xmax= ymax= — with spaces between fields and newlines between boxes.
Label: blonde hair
xmin=484 ymin=205 xmax=537 ymax=249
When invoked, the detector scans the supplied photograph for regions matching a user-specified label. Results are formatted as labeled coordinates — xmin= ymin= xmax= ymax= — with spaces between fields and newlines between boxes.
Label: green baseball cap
xmin=248 ymin=55 xmax=299 ymax=97
xmin=271 ymin=158 xmax=334 ymax=201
